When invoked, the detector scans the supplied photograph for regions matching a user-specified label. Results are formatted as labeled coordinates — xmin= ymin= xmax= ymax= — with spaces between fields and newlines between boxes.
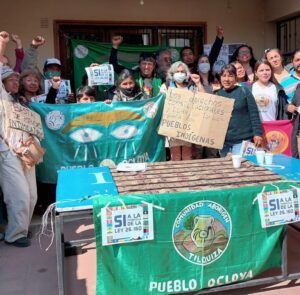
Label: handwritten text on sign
xmin=158 ymin=88 xmax=234 ymax=149
xmin=3 ymin=101 xmax=44 ymax=139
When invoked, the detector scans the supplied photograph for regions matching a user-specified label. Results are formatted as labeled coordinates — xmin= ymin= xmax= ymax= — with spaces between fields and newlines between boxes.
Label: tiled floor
xmin=1 ymin=219 xmax=300 ymax=295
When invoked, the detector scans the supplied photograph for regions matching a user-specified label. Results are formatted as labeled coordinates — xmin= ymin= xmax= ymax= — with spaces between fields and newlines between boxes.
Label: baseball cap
xmin=1 ymin=66 xmax=20 ymax=81
xmin=43 ymin=58 xmax=62 ymax=69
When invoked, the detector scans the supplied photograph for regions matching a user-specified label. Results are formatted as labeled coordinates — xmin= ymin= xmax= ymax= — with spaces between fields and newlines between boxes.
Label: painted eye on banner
xmin=111 ymin=125 xmax=139 ymax=139
xmin=69 ymin=128 xmax=103 ymax=143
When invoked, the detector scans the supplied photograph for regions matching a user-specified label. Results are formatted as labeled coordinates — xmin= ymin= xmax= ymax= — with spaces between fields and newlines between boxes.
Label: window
xmin=277 ymin=15 xmax=300 ymax=62
xmin=54 ymin=21 xmax=206 ymax=84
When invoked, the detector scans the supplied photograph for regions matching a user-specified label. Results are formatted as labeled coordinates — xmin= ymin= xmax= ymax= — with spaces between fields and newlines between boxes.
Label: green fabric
xmin=71 ymin=39 xmax=180 ymax=96
xmin=92 ymin=182 xmax=291 ymax=295
xmin=71 ymin=39 xmax=161 ymax=92
xmin=30 ymin=94 xmax=166 ymax=183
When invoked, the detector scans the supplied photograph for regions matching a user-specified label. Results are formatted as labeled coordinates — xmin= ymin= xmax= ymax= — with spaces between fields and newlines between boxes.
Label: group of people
xmin=1 ymin=25 xmax=300 ymax=248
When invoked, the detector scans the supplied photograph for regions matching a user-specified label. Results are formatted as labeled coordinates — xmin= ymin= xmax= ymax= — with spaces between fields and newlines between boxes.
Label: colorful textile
xmin=92 ymin=183 xmax=289 ymax=295
xmin=30 ymin=95 xmax=166 ymax=183
xmin=262 ymin=120 xmax=294 ymax=156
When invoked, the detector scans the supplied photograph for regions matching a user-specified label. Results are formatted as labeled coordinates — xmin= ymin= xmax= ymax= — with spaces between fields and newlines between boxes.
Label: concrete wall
xmin=1 ymin=0 xmax=297 ymax=69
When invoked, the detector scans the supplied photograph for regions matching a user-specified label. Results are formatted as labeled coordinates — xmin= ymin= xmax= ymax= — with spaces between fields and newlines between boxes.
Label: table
xmin=55 ymin=157 xmax=299 ymax=295
xmin=245 ymin=154 xmax=300 ymax=182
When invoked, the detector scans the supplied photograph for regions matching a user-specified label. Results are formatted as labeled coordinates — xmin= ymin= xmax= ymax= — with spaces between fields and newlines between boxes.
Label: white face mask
xmin=173 ymin=72 xmax=187 ymax=83
xmin=198 ymin=63 xmax=210 ymax=74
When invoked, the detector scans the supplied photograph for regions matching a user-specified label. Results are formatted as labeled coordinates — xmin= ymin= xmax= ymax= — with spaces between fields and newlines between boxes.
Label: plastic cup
xmin=265 ymin=153 xmax=273 ymax=165
xmin=256 ymin=150 xmax=265 ymax=165
xmin=232 ymin=155 xmax=242 ymax=168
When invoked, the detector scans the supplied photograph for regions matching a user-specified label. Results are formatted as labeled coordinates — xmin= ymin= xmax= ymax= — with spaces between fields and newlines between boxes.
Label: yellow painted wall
xmin=0 ymin=0 xmax=297 ymax=69
xmin=265 ymin=0 xmax=300 ymax=21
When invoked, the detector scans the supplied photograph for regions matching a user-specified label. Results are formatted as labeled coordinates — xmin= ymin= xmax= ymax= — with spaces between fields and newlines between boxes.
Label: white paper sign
xmin=258 ymin=188 xmax=300 ymax=228
xmin=101 ymin=203 xmax=154 ymax=245
xmin=240 ymin=141 xmax=257 ymax=156
xmin=44 ymin=79 xmax=71 ymax=100
xmin=85 ymin=64 xmax=114 ymax=86
xmin=31 ymin=94 xmax=47 ymax=103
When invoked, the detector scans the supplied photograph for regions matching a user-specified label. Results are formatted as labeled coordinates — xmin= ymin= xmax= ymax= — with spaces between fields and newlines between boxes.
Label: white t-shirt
xmin=252 ymin=82 xmax=278 ymax=121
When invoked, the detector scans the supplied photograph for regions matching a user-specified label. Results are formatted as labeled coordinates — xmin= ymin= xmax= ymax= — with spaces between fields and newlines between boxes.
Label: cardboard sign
xmin=85 ymin=64 xmax=114 ymax=86
xmin=2 ymin=100 xmax=44 ymax=139
xmin=101 ymin=203 xmax=154 ymax=245
xmin=258 ymin=188 xmax=300 ymax=228
xmin=158 ymin=88 xmax=234 ymax=149
xmin=44 ymin=79 xmax=71 ymax=101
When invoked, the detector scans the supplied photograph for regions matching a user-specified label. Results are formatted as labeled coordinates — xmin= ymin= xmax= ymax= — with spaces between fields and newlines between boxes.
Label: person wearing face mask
xmin=105 ymin=69 xmax=144 ymax=103
xmin=180 ymin=26 xmax=224 ymax=74
xmin=109 ymin=36 xmax=161 ymax=99
xmin=160 ymin=61 xmax=205 ymax=161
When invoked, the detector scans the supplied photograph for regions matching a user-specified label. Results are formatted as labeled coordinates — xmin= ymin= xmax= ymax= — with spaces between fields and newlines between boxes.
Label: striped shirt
xmin=280 ymin=72 xmax=300 ymax=102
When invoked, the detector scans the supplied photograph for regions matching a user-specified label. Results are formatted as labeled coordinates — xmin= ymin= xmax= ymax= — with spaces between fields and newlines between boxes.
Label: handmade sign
xmin=101 ymin=203 xmax=154 ymax=245
xmin=158 ymin=88 xmax=234 ymax=149
xmin=2 ymin=100 xmax=44 ymax=139
xmin=44 ymin=79 xmax=71 ymax=102
xmin=258 ymin=188 xmax=300 ymax=228
xmin=92 ymin=182 xmax=292 ymax=295
xmin=85 ymin=64 xmax=114 ymax=86
xmin=30 ymin=94 xmax=166 ymax=183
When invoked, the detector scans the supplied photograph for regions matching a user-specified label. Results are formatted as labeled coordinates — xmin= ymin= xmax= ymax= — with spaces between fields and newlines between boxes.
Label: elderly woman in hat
xmin=0 ymin=32 xmax=38 ymax=247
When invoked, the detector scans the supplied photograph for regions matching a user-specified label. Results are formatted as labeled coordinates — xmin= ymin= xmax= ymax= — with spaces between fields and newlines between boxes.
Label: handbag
xmin=14 ymin=136 xmax=45 ymax=169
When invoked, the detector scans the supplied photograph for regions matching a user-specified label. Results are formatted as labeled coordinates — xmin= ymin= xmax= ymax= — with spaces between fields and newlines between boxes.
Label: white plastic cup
xmin=265 ymin=153 xmax=273 ymax=165
xmin=232 ymin=155 xmax=242 ymax=168
xmin=256 ymin=150 xmax=265 ymax=165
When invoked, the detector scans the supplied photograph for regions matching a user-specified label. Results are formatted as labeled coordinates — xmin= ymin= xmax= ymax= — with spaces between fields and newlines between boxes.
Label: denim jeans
xmin=220 ymin=142 xmax=244 ymax=157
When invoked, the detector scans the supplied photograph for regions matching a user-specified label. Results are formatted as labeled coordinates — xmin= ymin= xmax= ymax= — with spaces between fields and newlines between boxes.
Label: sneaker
xmin=5 ymin=237 xmax=31 ymax=248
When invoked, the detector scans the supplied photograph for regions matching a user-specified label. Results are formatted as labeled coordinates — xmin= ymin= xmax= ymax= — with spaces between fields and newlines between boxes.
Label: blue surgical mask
xmin=198 ymin=63 xmax=210 ymax=74
xmin=173 ymin=72 xmax=187 ymax=83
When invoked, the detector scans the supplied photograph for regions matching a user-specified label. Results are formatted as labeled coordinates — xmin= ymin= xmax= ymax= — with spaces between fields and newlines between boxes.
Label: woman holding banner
xmin=217 ymin=64 xmax=263 ymax=157
xmin=160 ymin=61 xmax=205 ymax=161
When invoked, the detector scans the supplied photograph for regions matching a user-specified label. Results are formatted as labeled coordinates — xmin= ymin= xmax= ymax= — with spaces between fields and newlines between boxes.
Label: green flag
xmin=92 ymin=183 xmax=289 ymax=295
xmin=30 ymin=95 xmax=166 ymax=183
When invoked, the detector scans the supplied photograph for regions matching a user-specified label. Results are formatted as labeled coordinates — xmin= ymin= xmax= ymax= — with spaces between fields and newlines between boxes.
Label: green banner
xmin=92 ymin=183 xmax=290 ymax=295
xmin=30 ymin=95 xmax=166 ymax=183
xmin=71 ymin=39 xmax=180 ymax=93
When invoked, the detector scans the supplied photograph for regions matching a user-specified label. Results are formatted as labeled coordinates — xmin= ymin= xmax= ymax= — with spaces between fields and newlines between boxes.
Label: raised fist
xmin=11 ymin=34 xmax=22 ymax=48
xmin=216 ymin=26 xmax=224 ymax=38
xmin=0 ymin=31 xmax=10 ymax=44
xmin=31 ymin=36 xmax=46 ymax=49
xmin=112 ymin=36 xmax=123 ymax=49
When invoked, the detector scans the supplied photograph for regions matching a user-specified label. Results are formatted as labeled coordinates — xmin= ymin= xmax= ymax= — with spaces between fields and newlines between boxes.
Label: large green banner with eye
xmin=92 ymin=183 xmax=290 ymax=295
xmin=30 ymin=95 xmax=166 ymax=183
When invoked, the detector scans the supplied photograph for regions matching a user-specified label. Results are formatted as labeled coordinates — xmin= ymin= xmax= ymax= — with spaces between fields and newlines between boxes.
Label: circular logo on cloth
xmin=172 ymin=201 xmax=231 ymax=266
xmin=74 ymin=45 xmax=89 ymax=59
xmin=45 ymin=110 xmax=65 ymax=130
xmin=143 ymin=102 xmax=158 ymax=119
xmin=266 ymin=130 xmax=289 ymax=154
